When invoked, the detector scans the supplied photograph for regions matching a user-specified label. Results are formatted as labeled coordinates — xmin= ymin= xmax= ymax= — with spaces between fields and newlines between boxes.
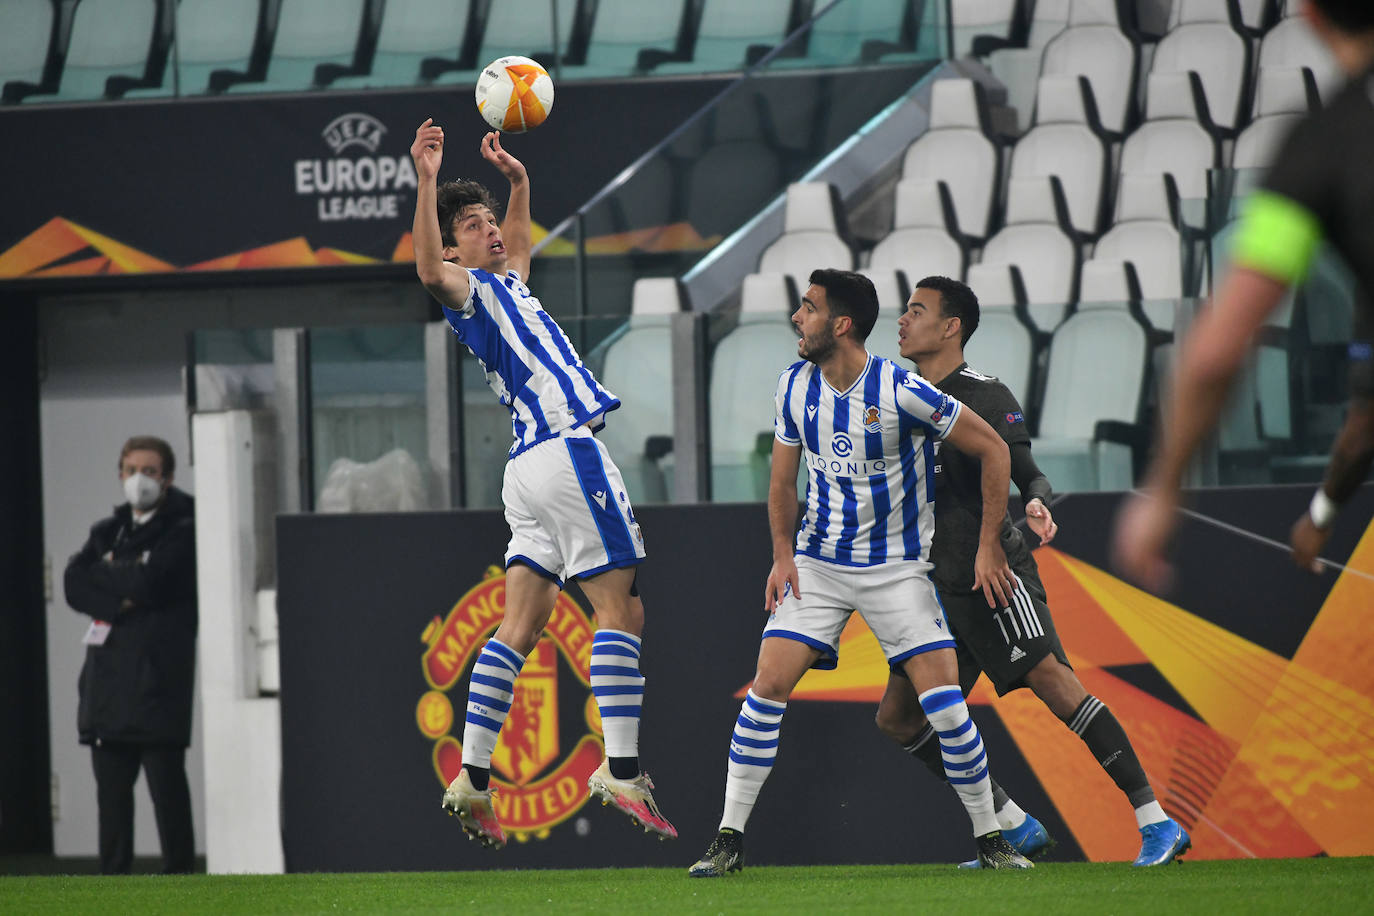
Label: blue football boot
xmin=958 ymin=814 xmax=1054 ymax=868
xmin=1134 ymin=818 xmax=1191 ymax=866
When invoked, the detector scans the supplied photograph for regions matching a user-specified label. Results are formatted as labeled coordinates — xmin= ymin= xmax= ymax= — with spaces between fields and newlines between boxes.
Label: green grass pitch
xmin=5 ymin=858 xmax=1371 ymax=914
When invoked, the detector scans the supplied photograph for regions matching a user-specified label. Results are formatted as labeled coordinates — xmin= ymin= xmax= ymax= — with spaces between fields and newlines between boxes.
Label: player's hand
xmin=1025 ymin=498 xmax=1058 ymax=546
xmin=411 ymin=118 xmax=444 ymax=181
xmin=972 ymin=540 xmax=1013 ymax=610
xmin=764 ymin=557 xmax=801 ymax=613
xmin=1289 ymin=512 xmax=1329 ymax=574
xmin=1111 ymin=489 xmax=1177 ymax=592
xmin=481 ymin=131 xmax=527 ymax=185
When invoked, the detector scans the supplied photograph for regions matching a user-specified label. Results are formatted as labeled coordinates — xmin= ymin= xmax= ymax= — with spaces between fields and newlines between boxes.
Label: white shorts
xmin=502 ymin=428 xmax=646 ymax=585
xmin=762 ymin=555 xmax=954 ymax=670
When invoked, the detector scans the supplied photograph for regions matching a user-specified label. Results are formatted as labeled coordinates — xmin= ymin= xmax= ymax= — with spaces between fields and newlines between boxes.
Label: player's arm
xmin=764 ymin=438 xmax=803 ymax=612
xmin=1010 ymin=441 xmax=1057 ymax=545
xmin=410 ymin=119 xmax=471 ymax=307
xmin=943 ymin=408 xmax=1013 ymax=608
xmin=1290 ymin=396 xmax=1374 ymax=570
xmin=481 ymin=132 xmax=531 ymax=281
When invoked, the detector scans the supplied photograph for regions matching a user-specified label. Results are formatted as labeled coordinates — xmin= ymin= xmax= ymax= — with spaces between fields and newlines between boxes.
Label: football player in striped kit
xmin=877 ymin=277 xmax=1189 ymax=867
xmin=410 ymin=120 xmax=674 ymax=848
xmin=689 ymin=269 xmax=1032 ymax=876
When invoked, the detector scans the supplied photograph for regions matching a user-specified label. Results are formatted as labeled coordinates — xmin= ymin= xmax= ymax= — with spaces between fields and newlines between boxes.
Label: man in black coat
xmin=65 ymin=435 xmax=197 ymax=874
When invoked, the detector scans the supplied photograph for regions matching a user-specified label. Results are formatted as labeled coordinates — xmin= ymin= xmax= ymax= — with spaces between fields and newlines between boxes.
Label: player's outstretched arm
xmin=1111 ymin=267 xmax=1288 ymax=590
xmin=944 ymin=409 xmax=1013 ymax=609
xmin=481 ymin=131 xmax=531 ymax=281
xmin=410 ymin=119 xmax=470 ymax=307
xmin=764 ymin=439 xmax=803 ymax=612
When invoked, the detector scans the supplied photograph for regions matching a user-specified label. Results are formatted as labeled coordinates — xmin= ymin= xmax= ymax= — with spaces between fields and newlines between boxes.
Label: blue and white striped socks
xmin=721 ymin=690 xmax=786 ymax=832
xmin=919 ymin=685 xmax=999 ymax=837
xmin=591 ymin=629 xmax=645 ymax=777
xmin=462 ymin=638 xmax=526 ymax=783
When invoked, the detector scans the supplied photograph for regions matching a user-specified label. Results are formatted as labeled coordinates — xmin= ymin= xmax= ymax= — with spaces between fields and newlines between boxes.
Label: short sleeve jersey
xmin=1239 ymin=66 xmax=1374 ymax=393
xmin=440 ymin=268 xmax=621 ymax=456
xmin=773 ymin=353 xmax=963 ymax=567
xmin=926 ymin=363 xmax=1030 ymax=593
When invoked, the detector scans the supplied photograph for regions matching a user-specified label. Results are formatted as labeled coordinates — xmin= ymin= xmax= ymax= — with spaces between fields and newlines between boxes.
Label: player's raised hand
xmin=411 ymin=118 xmax=444 ymax=181
xmin=764 ymin=557 xmax=801 ymax=613
xmin=972 ymin=541 xmax=1014 ymax=610
xmin=1025 ymin=497 xmax=1058 ymax=546
xmin=481 ymin=131 xmax=527 ymax=185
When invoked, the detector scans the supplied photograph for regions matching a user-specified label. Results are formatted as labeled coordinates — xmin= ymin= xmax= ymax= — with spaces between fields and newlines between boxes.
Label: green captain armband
xmin=1230 ymin=191 xmax=1323 ymax=287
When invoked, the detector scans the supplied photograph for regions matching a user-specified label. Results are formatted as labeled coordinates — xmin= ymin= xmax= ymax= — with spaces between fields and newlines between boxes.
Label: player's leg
xmin=865 ymin=566 xmax=1030 ymax=869
xmin=874 ymin=665 xmax=1050 ymax=863
xmin=443 ymin=561 xmax=561 ymax=848
xmin=1022 ymin=652 xmax=1190 ymax=865
xmin=690 ymin=635 xmax=820 ymax=877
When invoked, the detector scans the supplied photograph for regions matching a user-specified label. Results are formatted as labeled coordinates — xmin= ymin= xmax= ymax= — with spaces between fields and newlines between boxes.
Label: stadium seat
xmin=1233 ymin=66 xmax=1319 ymax=182
xmin=758 ymin=183 xmax=856 ymax=283
xmin=709 ymin=273 xmax=803 ymax=502
xmin=1038 ymin=0 xmax=1139 ymax=137
xmin=868 ymin=179 xmax=967 ymax=288
xmin=1120 ymin=71 xmax=1220 ymax=212
xmin=1032 ymin=308 xmax=1149 ymax=491
xmin=981 ymin=0 xmax=1071 ymax=133
xmin=860 ymin=269 xmax=910 ymax=365
xmin=1010 ymin=74 xmax=1112 ymax=241
xmin=596 ymin=278 xmax=686 ymax=505
xmin=1151 ymin=4 xmax=1253 ymax=135
xmin=962 ymin=262 xmax=1036 ymax=412
xmin=980 ymin=175 xmax=1079 ymax=334
xmin=950 ymin=0 xmax=1026 ymax=58
xmin=1095 ymin=172 xmax=1188 ymax=315
xmin=142 ymin=0 xmax=260 ymax=96
xmin=0 ymin=0 xmax=55 ymax=102
xmin=558 ymin=0 xmax=688 ymax=78
xmin=327 ymin=0 xmax=476 ymax=89
xmin=652 ymin=0 xmax=794 ymax=74
xmin=470 ymin=0 xmax=579 ymax=71
xmin=21 ymin=0 xmax=160 ymax=102
xmin=1167 ymin=0 xmax=1274 ymax=33
xmin=901 ymin=78 xmax=1003 ymax=244
xmin=1259 ymin=12 xmax=1343 ymax=99
xmin=224 ymin=0 xmax=369 ymax=93
xmin=790 ymin=0 xmax=916 ymax=66
xmin=684 ymin=136 xmax=783 ymax=239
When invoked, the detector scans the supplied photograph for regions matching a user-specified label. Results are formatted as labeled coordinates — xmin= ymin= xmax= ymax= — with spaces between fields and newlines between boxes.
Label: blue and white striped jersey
xmin=774 ymin=353 xmax=962 ymax=567
xmin=441 ymin=268 xmax=620 ymax=457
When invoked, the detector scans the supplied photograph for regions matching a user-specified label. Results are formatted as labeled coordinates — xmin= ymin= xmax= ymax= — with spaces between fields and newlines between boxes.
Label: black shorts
xmin=939 ymin=554 xmax=1069 ymax=696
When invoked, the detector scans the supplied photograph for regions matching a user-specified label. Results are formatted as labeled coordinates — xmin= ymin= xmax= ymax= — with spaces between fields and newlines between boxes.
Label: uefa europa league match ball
xmin=475 ymin=55 xmax=555 ymax=133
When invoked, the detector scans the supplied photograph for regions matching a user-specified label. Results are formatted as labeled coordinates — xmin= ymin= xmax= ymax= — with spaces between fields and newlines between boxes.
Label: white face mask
xmin=123 ymin=473 xmax=162 ymax=512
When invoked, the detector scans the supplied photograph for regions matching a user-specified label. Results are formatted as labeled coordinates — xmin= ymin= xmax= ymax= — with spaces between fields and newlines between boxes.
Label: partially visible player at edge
xmin=409 ymin=119 xmax=675 ymax=847
xmin=690 ymin=269 xmax=1033 ymax=877
xmin=1113 ymin=0 xmax=1374 ymax=588
xmin=879 ymin=276 xmax=1190 ymax=867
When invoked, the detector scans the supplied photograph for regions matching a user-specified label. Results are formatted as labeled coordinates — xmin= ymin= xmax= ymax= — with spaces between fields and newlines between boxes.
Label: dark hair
xmin=915 ymin=275 xmax=980 ymax=347
xmin=436 ymin=180 xmax=501 ymax=248
xmin=808 ymin=268 xmax=879 ymax=341
xmin=119 ymin=435 xmax=175 ymax=478
xmin=1312 ymin=0 xmax=1374 ymax=31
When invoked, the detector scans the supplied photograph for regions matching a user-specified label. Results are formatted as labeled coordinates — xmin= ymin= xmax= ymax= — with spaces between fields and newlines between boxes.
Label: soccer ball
xmin=475 ymin=56 xmax=555 ymax=133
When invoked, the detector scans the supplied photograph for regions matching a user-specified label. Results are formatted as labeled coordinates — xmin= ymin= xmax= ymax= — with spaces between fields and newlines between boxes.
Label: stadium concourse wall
xmin=269 ymin=483 xmax=1374 ymax=871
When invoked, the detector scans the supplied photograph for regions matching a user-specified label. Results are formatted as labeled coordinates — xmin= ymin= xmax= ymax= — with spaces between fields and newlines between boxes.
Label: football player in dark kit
xmin=1115 ymin=0 xmax=1374 ymax=587
xmin=875 ymin=277 xmax=1190 ymax=867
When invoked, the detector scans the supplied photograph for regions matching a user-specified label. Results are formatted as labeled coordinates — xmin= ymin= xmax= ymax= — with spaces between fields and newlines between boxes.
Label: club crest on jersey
xmin=417 ymin=566 xmax=604 ymax=842
xmin=863 ymin=406 xmax=881 ymax=433
xmin=1005 ymin=411 xmax=1024 ymax=424
xmin=832 ymin=432 xmax=854 ymax=457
